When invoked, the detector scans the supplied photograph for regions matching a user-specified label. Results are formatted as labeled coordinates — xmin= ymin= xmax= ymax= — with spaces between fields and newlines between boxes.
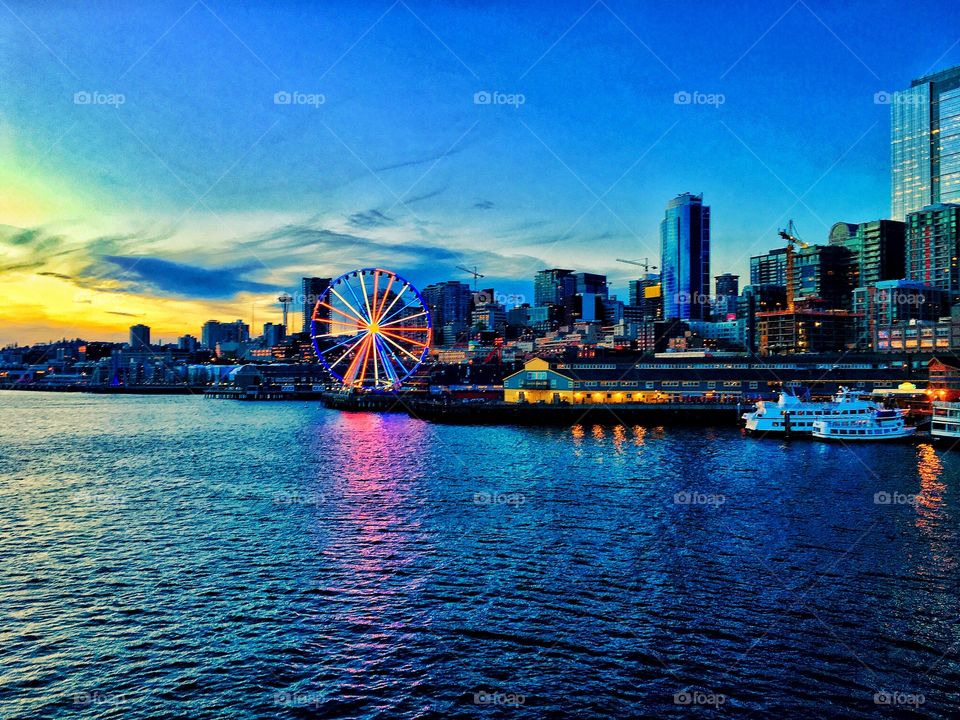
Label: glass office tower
xmin=892 ymin=65 xmax=960 ymax=219
xmin=660 ymin=192 xmax=710 ymax=320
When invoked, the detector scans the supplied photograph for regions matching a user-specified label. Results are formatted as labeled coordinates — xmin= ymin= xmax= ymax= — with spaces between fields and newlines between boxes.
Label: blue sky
xmin=2 ymin=0 xmax=959 ymax=341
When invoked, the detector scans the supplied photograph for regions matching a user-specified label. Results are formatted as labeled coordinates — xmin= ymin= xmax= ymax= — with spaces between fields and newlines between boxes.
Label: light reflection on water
xmin=1 ymin=392 xmax=960 ymax=719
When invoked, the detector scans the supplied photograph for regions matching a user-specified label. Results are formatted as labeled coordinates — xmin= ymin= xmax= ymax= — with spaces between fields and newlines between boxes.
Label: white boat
xmin=931 ymin=401 xmax=960 ymax=440
xmin=811 ymin=409 xmax=916 ymax=441
xmin=742 ymin=387 xmax=893 ymax=435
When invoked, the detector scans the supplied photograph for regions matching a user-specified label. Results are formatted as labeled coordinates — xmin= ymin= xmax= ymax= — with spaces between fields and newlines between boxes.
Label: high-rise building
xmin=852 ymin=280 xmax=950 ymax=352
xmin=177 ymin=334 xmax=198 ymax=352
xmin=713 ymin=273 xmax=739 ymax=320
xmin=301 ymin=277 xmax=332 ymax=335
xmin=129 ymin=324 xmax=151 ymax=350
xmin=891 ymin=65 xmax=960 ymax=219
xmin=660 ymin=193 xmax=710 ymax=320
xmin=905 ymin=203 xmax=960 ymax=303
xmin=421 ymin=280 xmax=472 ymax=345
xmin=792 ymin=245 xmax=854 ymax=310
xmin=573 ymin=272 xmax=608 ymax=298
xmin=534 ymin=269 xmax=575 ymax=307
xmin=263 ymin=322 xmax=286 ymax=347
xmin=750 ymin=247 xmax=788 ymax=287
xmin=628 ymin=274 xmax=662 ymax=322
xmin=534 ymin=269 xmax=577 ymax=329
xmin=829 ymin=220 xmax=906 ymax=288
xmin=201 ymin=320 xmax=250 ymax=349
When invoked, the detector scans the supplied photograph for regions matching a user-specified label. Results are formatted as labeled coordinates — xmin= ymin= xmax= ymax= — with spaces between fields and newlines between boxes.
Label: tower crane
xmin=615 ymin=257 xmax=658 ymax=273
xmin=778 ymin=220 xmax=808 ymax=313
xmin=456 ymin=265 xmax=485 ymax=291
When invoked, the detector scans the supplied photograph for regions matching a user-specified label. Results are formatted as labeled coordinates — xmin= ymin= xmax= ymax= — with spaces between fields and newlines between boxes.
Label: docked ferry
xmin=811 ymin=409 xmax=916 ymax=442
xmin=931 ymin=401 xmax=960 ymax=440
xmin=742 ymin=388 xmax=888 ymax=436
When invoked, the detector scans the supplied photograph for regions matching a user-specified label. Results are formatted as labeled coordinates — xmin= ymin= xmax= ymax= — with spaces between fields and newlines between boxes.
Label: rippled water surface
xmin=1 ymin=391 xmax=960 ymax=718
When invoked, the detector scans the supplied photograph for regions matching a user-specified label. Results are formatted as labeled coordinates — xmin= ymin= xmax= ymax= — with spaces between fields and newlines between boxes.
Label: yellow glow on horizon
xmin=0 ymin=273 xmax=273 ymax=345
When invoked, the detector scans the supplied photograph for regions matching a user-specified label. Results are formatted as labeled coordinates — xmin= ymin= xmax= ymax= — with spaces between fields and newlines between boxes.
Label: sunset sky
xmin=2 ymin=0 xmax=957 ymax=345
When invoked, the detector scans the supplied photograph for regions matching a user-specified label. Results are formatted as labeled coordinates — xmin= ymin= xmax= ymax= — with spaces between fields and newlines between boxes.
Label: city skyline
xmin=3 ymin=1 xmax=959 ymax=345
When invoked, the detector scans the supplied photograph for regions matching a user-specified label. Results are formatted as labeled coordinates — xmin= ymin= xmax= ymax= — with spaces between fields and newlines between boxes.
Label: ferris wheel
xmin=310 ymin=268 xmax=432 ymax=391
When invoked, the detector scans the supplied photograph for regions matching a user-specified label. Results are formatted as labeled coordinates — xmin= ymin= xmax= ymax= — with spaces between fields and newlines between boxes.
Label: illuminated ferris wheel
xmin=310 ymin=268 xmax=432 ymax=391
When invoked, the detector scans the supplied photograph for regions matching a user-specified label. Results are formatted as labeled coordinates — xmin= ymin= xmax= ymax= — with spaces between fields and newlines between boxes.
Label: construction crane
xmin=456 ymin=264 xmax=485 ymax=291
xmin=778 ymin=220 xmax=808 ymax=313
xmin=616 ymin=257 xmax=658 ymax=273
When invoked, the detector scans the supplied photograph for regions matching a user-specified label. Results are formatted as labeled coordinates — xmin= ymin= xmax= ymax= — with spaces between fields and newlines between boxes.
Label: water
xmin=0 ymin=391 xmax=958 ymax=719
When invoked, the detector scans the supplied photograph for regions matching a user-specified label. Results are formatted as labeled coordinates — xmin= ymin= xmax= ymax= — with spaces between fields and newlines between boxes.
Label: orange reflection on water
xmin=571 ymin=424 xmax=585 ymax=445
xmin=612 ymin=425 xmax=626 ymax=453
xmin=632 ymin=425 xmax=646 ymax=445
xmin=913 ymin=443 xmax=954 ymax=572
xmin=592 ymin=425 xmax=605 ymax=441
xmin=915 ymin=443 xmax=945 ymax=511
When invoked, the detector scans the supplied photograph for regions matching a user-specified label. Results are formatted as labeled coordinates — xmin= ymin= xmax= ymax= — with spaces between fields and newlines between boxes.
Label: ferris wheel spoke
xmin=318 ymin=300 xmax=366 ymax=327
xmin=379 ymin=325 xmax=431 ymax=333
xmin=379 ymin=311 xmax=428 ymax=328
xmin=358 ymin=271 xmax=375 ymax=324
xmin=378 ymin=301 xmax=424 ymax=328
xmin=376 ymin=336 xmax=405 ymax=382
xmin=375 ymin=283 xmax=410 ymax=326
xmin=331 ymin=285 xmax=370 ymax=325
xmin=343 ymin=334 xmax=373 ymax=385
xmin=380 ymin=330 xmax=423 ymax=363
xmin=316 ymin=331 xmax=366 ymax=354
xmin=374 ymin=272 xmax=395 ymax=322
xmin=380 ymin=329 xmax=429 ymax=348
xmin=326 ymin=332 xmax=370 ymax=371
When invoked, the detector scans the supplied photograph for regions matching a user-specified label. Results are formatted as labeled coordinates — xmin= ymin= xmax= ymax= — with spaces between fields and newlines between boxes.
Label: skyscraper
xmin=129 ymin=324 xmax=151 ymax=350
xmin=905 ymin=203 xmax=960 ymax=303
xmin=829 ymin=220 xmax=906 ymax=288
xmin=534 ymin=269 xmax=575 ymax=307
xmin=421 ymin=280 xmax=472 ymax=345
xmin=660 ymin=192 xmax=710 ymax=320
xmin=891 ymin=65 xmax=960 ymax=219
xmin=301 ymin=277 xmax=332 ymax=335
